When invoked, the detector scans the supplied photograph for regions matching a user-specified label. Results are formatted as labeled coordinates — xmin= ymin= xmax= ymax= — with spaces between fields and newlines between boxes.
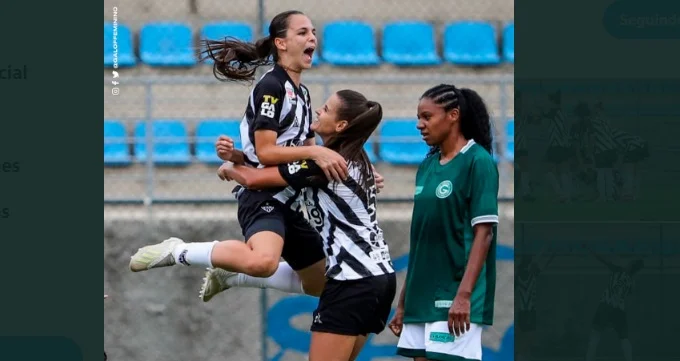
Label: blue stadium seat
xmin=195 ymin=120 xmax=242 ymax=164
xmin=104 ymin=22 xmax=136 ymax=67
xmin=503 ymin=23 xmax=514 ymax=63
xmin=134 ymin=120 xmax=191 ymax=165
xmin=505 ymin=119 xmax=514 ymax=161
xmin=382 ymin=21 xmax=441 ymax=66
xmin=201 ymin=22 xmax=253 ymax=65
xmin=364 ymin=135 xmax=378 ymax=163
xmin=379 ymin=120 xmax=430 ymax=165
xmin=322 ymin=21 xmax=380 ymax=66
xmin=444 ymin=21 xmax=501 ymax=65
xmin=140 ymin=22 xmax=196 ymax=66
xmin=104 ymin=120 xmax=131 ymax=166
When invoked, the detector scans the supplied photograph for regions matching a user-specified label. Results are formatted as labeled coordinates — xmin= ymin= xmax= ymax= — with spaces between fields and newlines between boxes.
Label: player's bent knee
xmin=243 ymin=256 xmax=280 ymax=277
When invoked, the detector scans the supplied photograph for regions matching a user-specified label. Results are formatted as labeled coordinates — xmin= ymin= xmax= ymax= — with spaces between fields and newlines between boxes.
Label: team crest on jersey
xmin=285 ymin=82 xmax=297 ymax=104
xmin=435 ymin=180 xmax=453 ymax=198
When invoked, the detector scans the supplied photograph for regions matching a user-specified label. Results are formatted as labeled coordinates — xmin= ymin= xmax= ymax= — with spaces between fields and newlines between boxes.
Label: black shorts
xmin=236 ymin=188 xmax=325 ymax=271
xmin=545 ymin=145 xmax=572 ymax=164
xmin=592 ymin=303 xmax=628 ymax=338
xmin=594 ymin=149 xmax=619 ymax=168
xmin=311 ymin=273 xmax=397 ymax=336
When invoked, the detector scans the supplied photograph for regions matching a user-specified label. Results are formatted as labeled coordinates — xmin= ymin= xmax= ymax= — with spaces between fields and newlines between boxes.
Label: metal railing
xmin=104 ymin=73 xmax=515 ymax=205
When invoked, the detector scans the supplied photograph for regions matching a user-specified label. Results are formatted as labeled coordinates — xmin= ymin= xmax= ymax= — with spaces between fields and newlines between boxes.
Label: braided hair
xmin=421 ymin=84 xmax=493 ymax=157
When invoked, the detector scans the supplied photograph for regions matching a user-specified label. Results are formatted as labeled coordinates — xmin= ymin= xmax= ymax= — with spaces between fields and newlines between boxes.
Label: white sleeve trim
xmin=471 ymin=215 xmax=499 ymax=226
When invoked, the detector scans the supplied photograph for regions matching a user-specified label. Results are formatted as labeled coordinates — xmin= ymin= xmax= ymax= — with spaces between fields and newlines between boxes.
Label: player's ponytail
xmin=326 ymin=90 xmax=383 ymax=191
xmin=459 ymin=88 xmax=493 ymax=155
xmin=199 ymin=10 xmax=304 ymax=83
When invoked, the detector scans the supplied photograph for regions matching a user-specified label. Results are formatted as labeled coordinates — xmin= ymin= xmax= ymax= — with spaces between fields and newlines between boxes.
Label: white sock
xmin=172 ymin=241 xmax=217 ymax=268
xmin=621 ymin=338 xmax=633 ymax=361
xmin=228 ymin=261 xmax=304 ymax=295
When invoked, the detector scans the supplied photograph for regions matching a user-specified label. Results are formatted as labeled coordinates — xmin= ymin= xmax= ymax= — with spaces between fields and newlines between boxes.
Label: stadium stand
xmin=104 ymin=120 xmax=131 ymax=166
xmin=443 ymin=21 xmax=501 ymax=65
xmin=503 ymin=23 xmax=514 ymax=63
xmin=134 ymin=120 xmax=192 ymax=165
xmin=139 ymin=22 xmax=197 ymax=66
xmin=505 ymin=118 xmax=514 ymax=161
xmin=382 ymin=21 xmax=441 ymax=66
xmin=378 ymin=119 xmax=431 ymax=165
xmin=195 ymin=120 xmax=242 ymax=164
xmin=104 ymin=23 xmax=136 ymax=67
xmin=321 ymin=21 xmax=381 ymax=66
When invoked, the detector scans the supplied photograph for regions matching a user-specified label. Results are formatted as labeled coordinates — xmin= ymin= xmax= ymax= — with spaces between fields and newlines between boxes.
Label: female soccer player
xmin=585 ymin=250 xmax=643 ymax=361
xmin=209 ymin=90 xmax=396 ymax=361
xmin=515 ymin=247 xmax=555 ymax=361
xmin=387 ymin=84 xmax=499 ymax=361
xmin=129 ymin=10 xmax=347 ymax=296
xmin=544 ymin=90 xmax=574 ymax=202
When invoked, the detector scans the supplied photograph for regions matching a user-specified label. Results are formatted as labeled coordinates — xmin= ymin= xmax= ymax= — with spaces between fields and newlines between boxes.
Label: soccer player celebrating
xmin=207 ymin=90 xmax=396 ymax=361
xmin=585 ymin=251 xmax=643 ymax=361
xmin=544 ymin=90 xmax=574 ymax=202
xmin=129 ymin=10 xmax=346 ymax=296
xmin=515 ymin=248 xmax=555 ymax=361
xmin=388 ymin=84 xmax=499 ymax=361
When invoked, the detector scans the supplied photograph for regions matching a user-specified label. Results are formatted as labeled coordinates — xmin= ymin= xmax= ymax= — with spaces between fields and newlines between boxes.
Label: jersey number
xmin=306 ymin=207 xmax=323 ymax=227
xmin=261 ymin=102 xmax=275 ymax=118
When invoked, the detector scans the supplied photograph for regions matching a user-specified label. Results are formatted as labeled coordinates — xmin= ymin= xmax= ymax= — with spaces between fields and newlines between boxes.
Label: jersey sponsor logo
xmin=434 ymin=300 xmax=453 ymax=308
xmin=429 ymin=331 xmax=455 ymax=343
xmin=435 ymin=180 xmax=453 ymax=198
xmin=261 ymin=205 xmax=275 ymax=213
xmin=414 ymin=186 xmax=423 ymax=195
xmin=260 ymin=95 xmax=279 ymax=118
xmin=287 ymin=160 xmax=308 ymax=174
xmin=369 ymin=246 xmax=391 ymax=262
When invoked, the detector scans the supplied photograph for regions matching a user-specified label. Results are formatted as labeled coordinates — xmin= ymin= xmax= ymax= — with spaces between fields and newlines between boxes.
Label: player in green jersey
xmin=388 ymin=84 xmax=499 ymax=361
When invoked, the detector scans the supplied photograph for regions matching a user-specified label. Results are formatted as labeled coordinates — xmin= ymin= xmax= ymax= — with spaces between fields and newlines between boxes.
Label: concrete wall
xmin=104 ymin=208 xmax=515 ymax=361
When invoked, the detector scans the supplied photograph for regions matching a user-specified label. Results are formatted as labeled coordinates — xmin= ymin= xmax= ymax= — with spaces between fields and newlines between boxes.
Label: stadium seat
xmin=444 ymin=21 xmax=501 ymax=65
xmin=103 ymin=22 xmax=136 ymax=67
xmin=200 ymin=22 xmax=253 ymax=64
xmin=505 ymin=119 xmax=514 ymax=161
xmin=364 ymin=135 xmax=378 ymax=163
xmin=379 ymin=119 xmax=430 ymax=165
xmin=134 ymin=120 xmax=191 ymax=165
xmin=139 ymin=22 xmax=196 ymax=66
xmin=104 ymin=120 xmax=131 ymax=166
xmin=503 ymin=23 xmax=514 ymax=63
xmin=195 ymin=119 xmax=242 ymax=164
xmin=322 ymin=21 xmax=380 ymax=66
xmin=382 ymin=21 xmax=441 ymax=66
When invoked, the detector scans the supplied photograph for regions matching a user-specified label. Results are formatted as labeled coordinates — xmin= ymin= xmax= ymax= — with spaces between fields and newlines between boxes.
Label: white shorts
xmin=396 ymin=322 xmax=483 ymax=361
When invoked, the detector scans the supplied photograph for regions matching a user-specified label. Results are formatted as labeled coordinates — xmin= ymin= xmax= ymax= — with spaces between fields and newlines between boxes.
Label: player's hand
xmin=388 ymin=307 xmax=404 ymax=337
xmin=372 ymin=165 xmax=385 ymax=193
xmin=310 ymin=146 xmax=348 ymax=182
xmin=217 ymin=162 xmax=235 ymax=181
xmin=215 ymin=135 xmax=235 ymax=161
xmin=448 ymin=292 xmax=471 ymax=337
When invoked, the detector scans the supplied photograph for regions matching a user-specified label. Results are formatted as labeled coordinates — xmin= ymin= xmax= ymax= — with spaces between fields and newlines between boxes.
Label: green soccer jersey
xmin=403 ymin=140 xmax=499 ymax=325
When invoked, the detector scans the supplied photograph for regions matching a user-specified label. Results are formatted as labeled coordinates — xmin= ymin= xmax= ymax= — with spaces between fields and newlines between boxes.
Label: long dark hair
xmin=324 ymin=90 xmax=383 ymax=191
xmin=199 ymin=10 xmax=305 ymax=83
xmin=421 ymin=84 xmax=493 ymax=157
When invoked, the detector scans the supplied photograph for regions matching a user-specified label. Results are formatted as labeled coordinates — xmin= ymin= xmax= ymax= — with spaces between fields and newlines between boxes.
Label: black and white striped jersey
xmin=239 ymin=64 xmax=315 ymax=169
xmin=274 ymin=159 xmax=395 ymax=281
